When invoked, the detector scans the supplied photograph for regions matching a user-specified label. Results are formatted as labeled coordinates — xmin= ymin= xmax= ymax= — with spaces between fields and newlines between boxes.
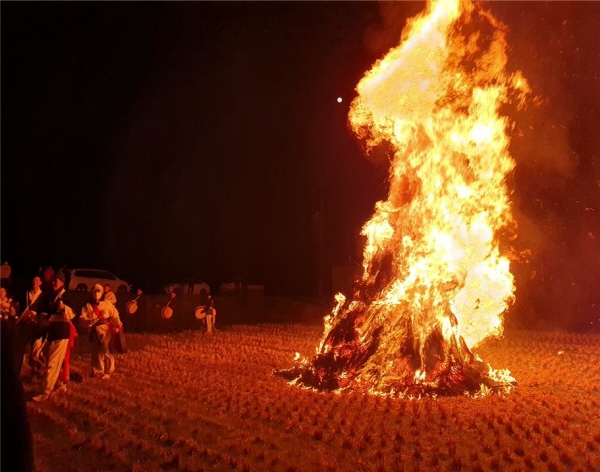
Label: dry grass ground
xmin=25 ymin=324 xmax=600 ymax=472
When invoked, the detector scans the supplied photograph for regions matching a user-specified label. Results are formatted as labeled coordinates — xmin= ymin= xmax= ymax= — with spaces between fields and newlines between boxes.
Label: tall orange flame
xmin=280 ymin=0 xmax=529 ymax=396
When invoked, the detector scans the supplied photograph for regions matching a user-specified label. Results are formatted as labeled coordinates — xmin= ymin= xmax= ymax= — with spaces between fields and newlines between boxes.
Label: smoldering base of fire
xmin=275 ymin=302 xmax=516 ymax=398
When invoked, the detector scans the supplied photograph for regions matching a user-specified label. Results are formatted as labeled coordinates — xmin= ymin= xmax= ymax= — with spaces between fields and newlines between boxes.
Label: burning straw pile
xmin=279 ymin=0 xmax=531 ymax=397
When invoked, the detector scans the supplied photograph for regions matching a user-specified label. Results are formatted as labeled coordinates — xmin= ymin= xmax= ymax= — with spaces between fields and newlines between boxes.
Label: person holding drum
xmin=126 ymin=288 xmax=143 ymax=315
xmin=79 ymin=284 xmax=122 ymax=380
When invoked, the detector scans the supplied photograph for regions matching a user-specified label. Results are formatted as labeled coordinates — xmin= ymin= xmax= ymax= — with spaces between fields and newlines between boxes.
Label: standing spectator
xmin=0 ymin=261 xmax=12 ymax=287
xmin=18 ymin=276 xmax=44 ymax=379
xmin=27 ymin=276 xmax=49 ymax=382
xmin=103 ymin=284 xmax=117 ymax=305
xmin=32 ymin=273 xmax=75 ymax=401
xmin=23 ymin=277 xmax=44 ymax=317
xmin=204 ymin=294 xmax=217 ymax=333
xmin=0 ymin=287 xmax=16 ymax=320
xmin=1 ymin=316 xmax=34 ymax=472
xmin=79 ymin=284 xmax=122 ymax=379
xmin=45 ymin=265 xmax=78 ymax=387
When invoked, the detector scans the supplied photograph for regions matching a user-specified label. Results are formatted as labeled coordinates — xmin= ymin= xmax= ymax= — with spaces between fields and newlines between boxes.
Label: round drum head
xmin=126 ymin=300 xmax=138 ymax=314
xmin=194 ymin=306 xmax=206 ymax=320
xmin=161 ymin=306 xmax=173 ymax=319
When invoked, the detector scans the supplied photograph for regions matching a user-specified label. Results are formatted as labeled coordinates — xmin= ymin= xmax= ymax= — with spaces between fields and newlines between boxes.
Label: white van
xmin=68 ymin=268 xmax=131 ymax=293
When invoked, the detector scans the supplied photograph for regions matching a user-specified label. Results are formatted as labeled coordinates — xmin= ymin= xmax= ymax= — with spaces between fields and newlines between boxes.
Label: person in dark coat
xmin=32 ymin=273 xmax=75 ymax=401
xmin=1 ymin=317 xmax=35 ymax=471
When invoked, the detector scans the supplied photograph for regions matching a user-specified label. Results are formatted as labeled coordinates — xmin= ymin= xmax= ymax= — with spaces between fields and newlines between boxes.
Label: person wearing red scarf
xmin=79 ymin=284 xmax=122 ymax=379
xmin=57 ymin=318 xmax=78 ymax=388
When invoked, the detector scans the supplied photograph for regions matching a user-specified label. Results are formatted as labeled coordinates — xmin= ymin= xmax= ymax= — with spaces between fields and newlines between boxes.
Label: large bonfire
xmin=280 ymin=0 xmax=531 ymax=397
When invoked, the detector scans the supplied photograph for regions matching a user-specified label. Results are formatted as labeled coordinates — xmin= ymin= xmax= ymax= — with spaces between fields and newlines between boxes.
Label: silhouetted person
xmin=0 ymin=261 xmax=12 ymax=287
xmin=59 ymin=265 xmax=71 ymax=290
xmin=42 ymin=266 xmax=55 ymax=292
xmin=204 ymin=294 xmax=216 ymax=333
xmin=1 ymin=318 xmax=35 ymax=472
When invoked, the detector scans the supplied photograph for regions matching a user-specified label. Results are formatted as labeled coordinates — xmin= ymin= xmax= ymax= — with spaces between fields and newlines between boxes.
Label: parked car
xmin=160 ymin=280 xmax=210 ymax=296
xmin=68 ymin=268 xmax=131 ymax=293
xmin=219 ymin=275 xmax=245 ymax=294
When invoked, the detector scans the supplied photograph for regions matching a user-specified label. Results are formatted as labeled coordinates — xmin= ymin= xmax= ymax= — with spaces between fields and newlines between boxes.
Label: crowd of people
xmin=2 ymin=263 xmax=220 ymax=472
xmin=1 ymin=268 xmax=124 ymax=402
xmin=2 ymin=264 xmax=220 ymax=399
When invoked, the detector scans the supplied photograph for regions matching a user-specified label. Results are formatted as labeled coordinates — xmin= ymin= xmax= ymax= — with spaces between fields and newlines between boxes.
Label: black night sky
xmin=2 ymin=2 xmax=599 ymax=328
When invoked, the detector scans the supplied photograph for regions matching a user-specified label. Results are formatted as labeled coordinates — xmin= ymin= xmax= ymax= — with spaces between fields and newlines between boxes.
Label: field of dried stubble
xmin=26 ymin=324 xmax=600 ymax=472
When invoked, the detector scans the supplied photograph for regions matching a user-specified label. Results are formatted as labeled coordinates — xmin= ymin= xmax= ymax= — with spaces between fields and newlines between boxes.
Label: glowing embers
xmin=279 ymin=298 xmax=515 ymax=397
xmin=278 ymin=0 xmax=528 ymax=397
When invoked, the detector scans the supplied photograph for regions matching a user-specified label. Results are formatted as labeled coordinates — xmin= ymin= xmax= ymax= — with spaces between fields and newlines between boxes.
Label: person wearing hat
xmin=32 ymin=272 xmax=75 ymax=401
xmin=79 ymin=284 xmax=122 ymax=379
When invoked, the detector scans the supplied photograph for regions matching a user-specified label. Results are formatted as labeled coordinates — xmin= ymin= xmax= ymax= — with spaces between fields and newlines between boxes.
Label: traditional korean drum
xmin=194 ymin=306 xmax=206 ymax=320
xmin=126 ymin=299 xmax=138 ymax=315
xmin=161 ymin=303 xmax=173 ymax=319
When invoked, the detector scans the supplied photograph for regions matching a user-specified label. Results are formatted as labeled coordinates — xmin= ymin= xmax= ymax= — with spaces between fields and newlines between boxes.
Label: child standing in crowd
xmin=0 ymin=287 xmax=16 ymax=320
xmin=103 ymin=284 xmax=117 ymax=305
